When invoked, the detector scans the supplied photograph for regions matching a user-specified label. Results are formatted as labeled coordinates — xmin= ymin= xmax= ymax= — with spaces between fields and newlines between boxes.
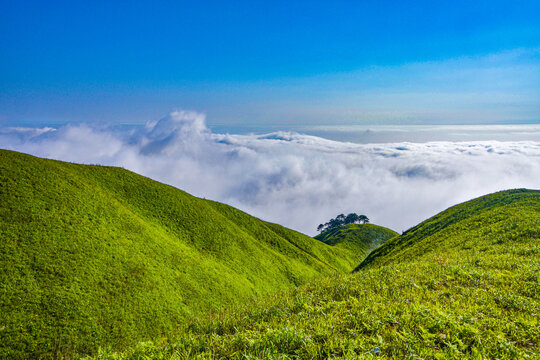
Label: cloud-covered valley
xmin=2 ymin=111 xmax=539 ymax=235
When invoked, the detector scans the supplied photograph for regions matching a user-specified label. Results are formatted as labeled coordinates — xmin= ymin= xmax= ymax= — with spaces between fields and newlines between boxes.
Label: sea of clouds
xmin=2 ymin=111 xmax=539 ymax=235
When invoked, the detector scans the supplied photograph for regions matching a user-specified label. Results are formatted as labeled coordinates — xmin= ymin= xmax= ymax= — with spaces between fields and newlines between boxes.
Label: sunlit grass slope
xmin=315 ymin=224 xmax=398 ymax=266
xmin=357 ymin=188 xmax=540 ymax=270
xmin=93 ymin=189 xmax=540 ymax=359
xmin=0 ymin=149 xmax=362 ymax=359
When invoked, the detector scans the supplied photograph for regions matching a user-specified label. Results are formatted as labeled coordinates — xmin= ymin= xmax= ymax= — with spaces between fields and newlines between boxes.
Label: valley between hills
xmin=1 ymin=149 xmax=539 ymax=359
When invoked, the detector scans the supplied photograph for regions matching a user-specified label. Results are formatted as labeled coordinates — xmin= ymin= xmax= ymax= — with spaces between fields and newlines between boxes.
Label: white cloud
xmin=2 ymin=111 xmax=539 ymax=235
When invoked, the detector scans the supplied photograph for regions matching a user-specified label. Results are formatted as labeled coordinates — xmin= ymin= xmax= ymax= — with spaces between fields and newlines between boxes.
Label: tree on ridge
xmin=317 ymin=212 xmax=369 ymax=232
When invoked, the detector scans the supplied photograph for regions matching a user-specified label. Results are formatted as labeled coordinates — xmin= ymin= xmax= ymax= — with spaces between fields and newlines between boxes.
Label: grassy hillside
xmin=90 ymin=189 xmax=540 ymax=359
xmin=315 ymin=223 xmax=398 ymax=265
xmin=357 ymin=188 xmax=540 ymax=270
xmin=0 ymin=150 xmax=362 ymax=359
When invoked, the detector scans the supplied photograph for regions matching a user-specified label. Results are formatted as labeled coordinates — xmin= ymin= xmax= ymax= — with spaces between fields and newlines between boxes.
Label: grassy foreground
xmin=87 ymin=189 xmax=539 ymax=359
xmin=0 ymin=150 xmax=382 ymax=359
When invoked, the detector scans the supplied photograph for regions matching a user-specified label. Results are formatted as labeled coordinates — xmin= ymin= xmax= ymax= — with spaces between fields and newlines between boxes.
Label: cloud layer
xmin=2 ymin=111 xmax=539 ymax=235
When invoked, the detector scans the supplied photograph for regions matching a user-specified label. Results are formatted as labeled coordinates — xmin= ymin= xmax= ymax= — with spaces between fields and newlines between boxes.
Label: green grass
xmin=87 ymin=189 xmax=540 ymax=359
xmin=357 ymin=188 xmax=540 ymax=270
xmin=315 ymin=223 xmax=398 ymax=265
xmin=2 ymin=150 xmax=539 ymax=359
xmin=0 ymin=150 xmax=371 ymax=359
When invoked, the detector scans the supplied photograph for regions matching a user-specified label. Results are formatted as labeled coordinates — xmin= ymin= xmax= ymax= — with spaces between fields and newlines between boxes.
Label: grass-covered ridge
xmin=90 ymin=189 xmax=540 ymax=359
xmin=0 ymin=149 xmax=366 ymax=359
xmin=315 ymin=223 xmax=398 ymax=265
xmin=357 ymin=188 xmax=540 ymax=270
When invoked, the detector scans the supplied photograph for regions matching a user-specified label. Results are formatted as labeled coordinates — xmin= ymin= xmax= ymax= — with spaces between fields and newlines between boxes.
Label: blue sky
xmin=1 ymin=0 xmax=540 ymax=128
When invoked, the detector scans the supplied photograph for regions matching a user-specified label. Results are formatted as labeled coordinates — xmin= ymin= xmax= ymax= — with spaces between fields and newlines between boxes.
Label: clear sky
xmin=1 ymin=0 xmax=540 ymax=128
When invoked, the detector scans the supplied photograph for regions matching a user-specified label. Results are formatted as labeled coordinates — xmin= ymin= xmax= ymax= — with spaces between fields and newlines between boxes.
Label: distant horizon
xmin=1 ymin=1 xmax=539 ymax=234
xmin=2 ymin=112 xmax=539 ymax=235
xmin=3 ymin=119 xmax=539 ymax=144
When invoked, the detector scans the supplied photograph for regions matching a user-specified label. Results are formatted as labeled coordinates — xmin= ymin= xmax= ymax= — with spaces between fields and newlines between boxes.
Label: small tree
xmin=317 ymin=212 xmax=369 ymax=232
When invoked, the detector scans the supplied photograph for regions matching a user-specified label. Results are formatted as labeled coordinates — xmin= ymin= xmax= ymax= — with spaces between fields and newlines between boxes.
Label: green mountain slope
xmin=0 ymin=150 xmax=359 ymax=359
xmin=357 ymin=188 xmax=540 ymax=270
xmin=315 ymin=223 xmax=398 ymax=264
xmin=95 ymin=189 xmax=540 ymax=359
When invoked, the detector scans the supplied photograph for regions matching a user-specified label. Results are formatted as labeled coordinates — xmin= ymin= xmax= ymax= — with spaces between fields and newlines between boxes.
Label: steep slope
xmin=0 ymin=150 xmax=357 ymax=359
xmin=96 ymin=189 xmax=540 ymax=359
xmin=314 ymin=223 xmax=398 ymax=266
xmin=357 ymin=188 xmax=540 ymax=270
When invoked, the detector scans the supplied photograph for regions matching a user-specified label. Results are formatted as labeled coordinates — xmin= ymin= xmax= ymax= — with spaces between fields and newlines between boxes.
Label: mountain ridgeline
xmin=0 ymin=150 xmax=387 ymax=359
xmin=356 ymin=188 xmax=540 ymax=270
xmin=1 ymin=149 xmax=539 ymax=359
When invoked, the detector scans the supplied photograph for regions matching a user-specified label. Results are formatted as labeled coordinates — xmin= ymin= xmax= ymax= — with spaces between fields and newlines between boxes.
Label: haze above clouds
xmin=2 ymin=111 xmax=539 ymax=235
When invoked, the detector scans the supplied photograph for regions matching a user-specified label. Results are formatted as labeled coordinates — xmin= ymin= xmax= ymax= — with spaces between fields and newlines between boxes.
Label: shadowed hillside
xmin=0 ymin=150 xmax=365 ymax=359
xmin=315 ymin=223 xmax=398 ymax=265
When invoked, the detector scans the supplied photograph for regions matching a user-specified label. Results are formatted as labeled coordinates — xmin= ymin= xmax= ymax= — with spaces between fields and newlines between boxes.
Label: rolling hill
xmin=93 ymin=189 xmax=540 ymax=359
xmin=315 ymin=223 xmax=398 ymax=266
xmin=0 ymin=149 xmax=373 ymax=359
xmin=357 ymin=188 xmax=540 ymax=270
xmin=3 ymin=149 xmax=539 ymax=359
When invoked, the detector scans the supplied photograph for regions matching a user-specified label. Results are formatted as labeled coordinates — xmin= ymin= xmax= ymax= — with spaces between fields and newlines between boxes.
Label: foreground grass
xmin=87 ymin=189 xmax=540 ymax=359
xmin=88 ymin=261 xmax=539 ymax=359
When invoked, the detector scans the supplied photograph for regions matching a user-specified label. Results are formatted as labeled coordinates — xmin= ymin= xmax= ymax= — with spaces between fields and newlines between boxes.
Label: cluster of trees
xmin=317 ymin=213 xmax=369 ymax=232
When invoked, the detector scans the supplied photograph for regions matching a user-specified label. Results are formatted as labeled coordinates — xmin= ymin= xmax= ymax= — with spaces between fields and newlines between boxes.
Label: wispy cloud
xmin=211 ymin=48 xmax=540 ymax=125
xmin=1 ymin=111 xmax=539 ymax=235
xmin=2 ymin=49 xmax=539 ymax=126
